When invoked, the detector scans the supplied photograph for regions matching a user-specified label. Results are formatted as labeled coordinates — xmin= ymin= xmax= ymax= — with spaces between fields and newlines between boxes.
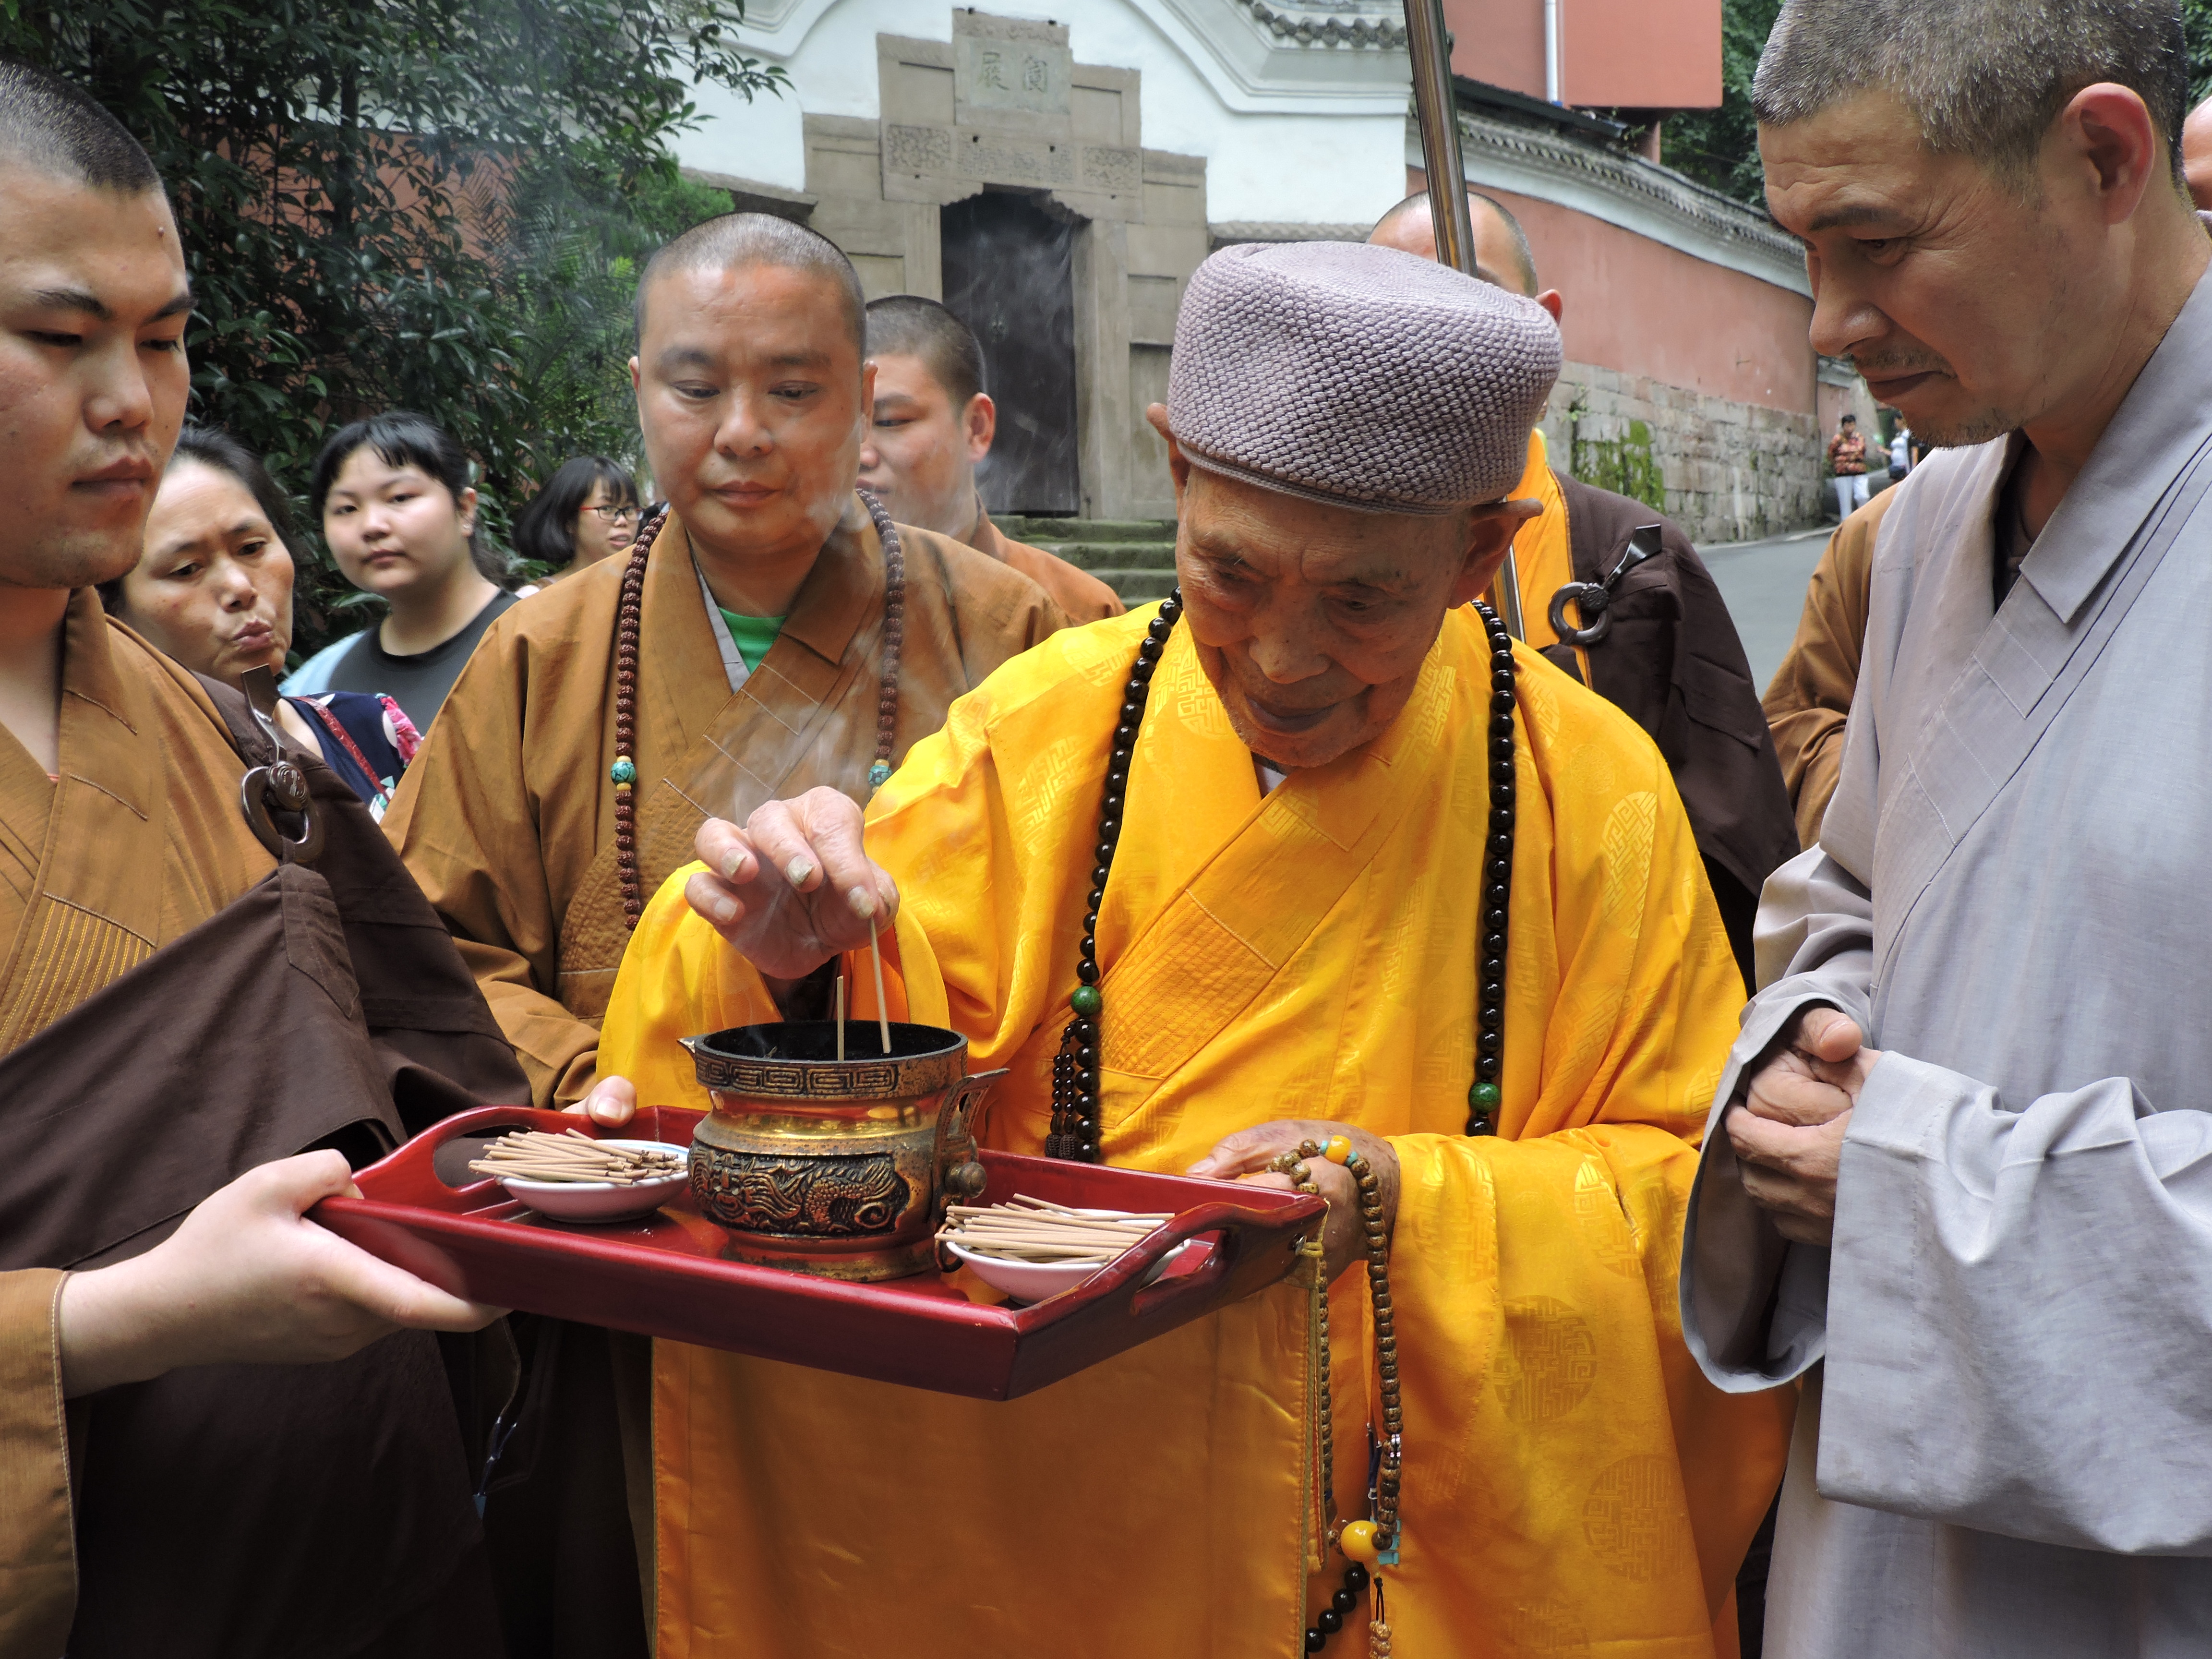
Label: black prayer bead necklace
xmin=1046 ymin=594 xmax=1522 ymax=1654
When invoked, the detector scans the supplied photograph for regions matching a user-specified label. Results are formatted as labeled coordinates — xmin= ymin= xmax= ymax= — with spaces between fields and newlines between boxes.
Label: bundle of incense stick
xmin=467 ymin=1129 xmax=683 ymax=1186
xmin=936 ymin=1195 xmax=1174 ymax=1264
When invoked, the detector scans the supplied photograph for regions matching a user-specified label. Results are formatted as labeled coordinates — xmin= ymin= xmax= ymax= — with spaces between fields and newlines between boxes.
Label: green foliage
xmin=1569 ymin=407 xmax=1667 ymax=514
xmin=1646 ymin=0 xmax=1782 ymax=206
xmin=2 ymin=0 xmax=783 ymax=648
xmin=2189 ymin=0 xmax=2212 ymax=104
xmin=1647 ymin=0 xmax=2212 ymax=209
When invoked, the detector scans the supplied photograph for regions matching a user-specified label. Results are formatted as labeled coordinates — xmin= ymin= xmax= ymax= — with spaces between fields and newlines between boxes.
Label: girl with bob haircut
xmin=283 ymin=410 xmax=518 ymax=724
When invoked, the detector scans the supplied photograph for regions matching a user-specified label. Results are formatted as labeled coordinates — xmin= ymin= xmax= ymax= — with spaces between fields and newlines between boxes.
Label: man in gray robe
xmin=1678 ymin=1 xmax=2212 ymax=1653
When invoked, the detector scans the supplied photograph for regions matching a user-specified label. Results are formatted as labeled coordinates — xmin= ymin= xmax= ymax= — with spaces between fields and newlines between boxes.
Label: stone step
xmin=1038 ymin=540 xmax=1178 ymax=573
xmin=1085 ymin=568 xmax=1178 ymax=602
xmin=994 ymin=516 xmax=1176 ymax=546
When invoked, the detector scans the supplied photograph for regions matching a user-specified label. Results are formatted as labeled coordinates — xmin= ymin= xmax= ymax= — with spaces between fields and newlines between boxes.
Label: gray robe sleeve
xmin=1818 ymin=1057 xmax=2212 ymax=1555
xmin=1679 ymin=842 xmax=1873 ymax=1392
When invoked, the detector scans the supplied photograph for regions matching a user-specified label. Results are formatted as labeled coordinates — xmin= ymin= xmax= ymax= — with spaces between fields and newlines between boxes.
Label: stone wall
xmin=1538 ymin=361 xmax=1823 ymax=545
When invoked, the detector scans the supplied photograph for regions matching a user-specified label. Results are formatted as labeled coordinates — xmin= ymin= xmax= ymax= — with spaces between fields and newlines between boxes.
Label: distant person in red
xmin=1826 ymin=410 xmax=1871 ymax=518
xmin=857 ymin=295 xmax=1123 ymax=622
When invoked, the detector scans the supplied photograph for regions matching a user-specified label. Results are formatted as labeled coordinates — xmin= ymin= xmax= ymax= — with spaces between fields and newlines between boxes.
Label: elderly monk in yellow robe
xmin=383 ymin=212 xmax=1068 ymax=1118
xmin=600 ymin=241 xmax=1793 ymax=1658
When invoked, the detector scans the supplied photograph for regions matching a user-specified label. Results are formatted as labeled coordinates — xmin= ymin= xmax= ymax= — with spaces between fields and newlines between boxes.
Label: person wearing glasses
xmin=513 ymin=455 xmax=641 ymax=583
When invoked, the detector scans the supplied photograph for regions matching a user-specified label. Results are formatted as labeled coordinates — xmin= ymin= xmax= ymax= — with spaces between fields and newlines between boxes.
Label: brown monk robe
xmin=1762 ymin=487 xmax=1895 ymax=850
xmin=965 ymin=495 xmax=1124 ymax=622
xmin=386 ymin=224 xmax=1066 ymax=1113
xmin=382 ymin=497 xmax=1063 ymax=1109
xmin=0 ymin=598 xmax=519 ymax=1658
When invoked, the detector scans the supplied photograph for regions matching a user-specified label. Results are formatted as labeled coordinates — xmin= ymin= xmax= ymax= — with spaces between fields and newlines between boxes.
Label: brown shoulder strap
xmin=194 ymin=669 xmax=530 ymax=1125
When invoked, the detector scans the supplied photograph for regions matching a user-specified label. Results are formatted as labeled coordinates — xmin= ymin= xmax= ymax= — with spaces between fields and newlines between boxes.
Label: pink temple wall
xmin=1444 ymin=0 xmax=1722 ymax=110
xmin=1411 ymin=167 xmax=1815 ymax=415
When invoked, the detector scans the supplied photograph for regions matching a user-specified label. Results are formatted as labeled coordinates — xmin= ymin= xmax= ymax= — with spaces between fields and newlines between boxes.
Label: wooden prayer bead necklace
xmin=1048 ymin=596 xmax=1520 ymax=1653
xmin=1270 ymin=1135 xmax=1395 ymax=1655
xmin=607 ymin=492 xmax=909 ymax=927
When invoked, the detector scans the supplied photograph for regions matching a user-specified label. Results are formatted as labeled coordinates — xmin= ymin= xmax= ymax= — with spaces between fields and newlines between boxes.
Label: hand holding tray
xmin=314 ymin=1106 xmax=1325 ymax=1400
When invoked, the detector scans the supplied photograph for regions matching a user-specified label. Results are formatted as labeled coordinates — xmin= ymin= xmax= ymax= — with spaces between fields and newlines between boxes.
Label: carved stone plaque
xmin=883 ymin=123 xmax=953 ymax=176
xmin=955 ymin=34 xmax=1073 ymax=117
xmin=1080 ymin=145 xmax=1142 ymax=193
xmin=957 ymin=132 xmax=1076 ymax=188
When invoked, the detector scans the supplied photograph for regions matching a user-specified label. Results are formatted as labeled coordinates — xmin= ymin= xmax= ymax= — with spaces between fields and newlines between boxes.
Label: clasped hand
xmin=1728 ymin=1005 xmax=1881 ymax=1247
xmin=1189 ymin=1120 xmax=1399 ymax=1284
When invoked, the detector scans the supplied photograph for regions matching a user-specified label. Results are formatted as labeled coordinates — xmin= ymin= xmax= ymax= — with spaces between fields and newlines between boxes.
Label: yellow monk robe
xmin=384 ymin=495 xmax=1066 ymax=1107
xmin=1500 ymin=427 xmax=1590 ymax=678
xmin=0 ymin=594 xmax=274 ymax=1649
xmin=604 ymin=605 xmax=1794 ymax=1659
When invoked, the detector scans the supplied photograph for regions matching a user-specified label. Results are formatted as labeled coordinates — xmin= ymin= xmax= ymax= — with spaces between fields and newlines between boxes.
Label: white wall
xmin=673 ymin=0 xmax=1411 ymax=226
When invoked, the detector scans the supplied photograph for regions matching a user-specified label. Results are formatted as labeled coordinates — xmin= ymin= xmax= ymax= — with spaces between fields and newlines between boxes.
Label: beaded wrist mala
xmin=606 ymin=492 xmax=912 ymax=926
xmin=1048 ymin=595 xmax=1522 ymax=1653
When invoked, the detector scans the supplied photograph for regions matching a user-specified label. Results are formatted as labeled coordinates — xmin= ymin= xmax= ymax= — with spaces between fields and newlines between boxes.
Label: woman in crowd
xmin=511 ymin=454 xmax=640 ymax=582
xmin=102 ymin=425 xmax=420 ymax=817
xmin=281 ymin=411 xmax=516 ymax=724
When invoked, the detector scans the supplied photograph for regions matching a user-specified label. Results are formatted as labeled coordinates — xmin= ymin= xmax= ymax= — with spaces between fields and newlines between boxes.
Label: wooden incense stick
xmin=937 ymin=1197 xmax=1171 ymax=1265
xmin=468 ymin=1128 xmax=682 ymax=1186
xmin=867 ymin=923 xmax=890 ymax=1054
xmin=835 ymin=972 xmax=846 ymax=1061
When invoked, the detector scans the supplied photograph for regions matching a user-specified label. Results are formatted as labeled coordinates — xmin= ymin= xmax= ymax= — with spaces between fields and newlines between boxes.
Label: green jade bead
xmin=608 ymin=757 xmax=637 ymax=786
xmin=1070 ymin=985 xmax=1103 ymax=1017
xmin=1468 ymin=1081 xmax=1502 ymax=1113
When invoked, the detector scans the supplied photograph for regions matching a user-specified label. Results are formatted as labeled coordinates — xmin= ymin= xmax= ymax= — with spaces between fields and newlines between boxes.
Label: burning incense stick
xmin=835 ymin=972 xmax=846 ymax=1061
xmin=867 ymin=922 xmax=890 ymax=1054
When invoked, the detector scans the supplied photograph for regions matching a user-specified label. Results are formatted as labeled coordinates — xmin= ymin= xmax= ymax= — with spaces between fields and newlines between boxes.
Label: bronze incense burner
xmin=680 ymin=1022 xmax=999 ymax=1281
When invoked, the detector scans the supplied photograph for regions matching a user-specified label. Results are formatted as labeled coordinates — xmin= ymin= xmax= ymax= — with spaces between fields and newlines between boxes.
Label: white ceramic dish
xmin=944 ymin=1237 xmax=1198 ymax=1305
xmin=493 ymin=1139 xmax=692 ymax=1224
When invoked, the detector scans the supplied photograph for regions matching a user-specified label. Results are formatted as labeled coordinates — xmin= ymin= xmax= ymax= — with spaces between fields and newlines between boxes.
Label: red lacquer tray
xmin=313 ymin=1106 xmax=1324 ymax=1400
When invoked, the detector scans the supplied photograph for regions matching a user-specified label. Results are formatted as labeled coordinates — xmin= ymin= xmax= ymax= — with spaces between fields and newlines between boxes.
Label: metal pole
xmin=1402 ymin=0 xmax=1526 ymax=639
xmin=1544 ymin=0 xmax=1562 ymax=103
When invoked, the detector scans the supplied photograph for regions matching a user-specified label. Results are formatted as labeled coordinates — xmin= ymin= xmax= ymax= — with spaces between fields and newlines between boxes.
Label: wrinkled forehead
xmin=1181 ymin=463 xmax=1461 ymax=585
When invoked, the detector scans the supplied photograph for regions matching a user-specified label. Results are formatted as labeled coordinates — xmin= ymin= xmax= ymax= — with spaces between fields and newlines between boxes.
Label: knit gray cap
xmin=1166 ymin=240 xmax=1561 ymax=515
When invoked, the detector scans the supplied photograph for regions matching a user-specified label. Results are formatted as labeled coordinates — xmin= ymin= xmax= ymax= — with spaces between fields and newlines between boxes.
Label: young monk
xmin=0 ymin=65 xmax=514 ymax=1658
xmin=858 ymin=293 xmax=1123 ymax=622
xmin=598 ymin=241 xmax=1793 ymax=1658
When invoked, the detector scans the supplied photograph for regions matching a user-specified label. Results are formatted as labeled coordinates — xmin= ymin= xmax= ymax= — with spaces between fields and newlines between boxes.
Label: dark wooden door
xmin=940 ymin=192 xmax=1080 ymax=515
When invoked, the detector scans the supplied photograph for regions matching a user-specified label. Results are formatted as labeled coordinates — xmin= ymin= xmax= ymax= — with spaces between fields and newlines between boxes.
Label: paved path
xmin=1696 ymin=525 xmax=1836 ymax=691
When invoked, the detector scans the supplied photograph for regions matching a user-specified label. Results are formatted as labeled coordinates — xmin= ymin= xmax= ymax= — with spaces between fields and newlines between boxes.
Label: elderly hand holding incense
xmin=1188 ymin=1119 xmax=1399 ymax=1285
xmin=687 ymin=788 xmax=901 ymax=982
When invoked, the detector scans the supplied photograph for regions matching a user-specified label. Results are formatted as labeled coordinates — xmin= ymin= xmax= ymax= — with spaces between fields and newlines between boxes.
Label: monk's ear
xmin=1446 ymin=497 xmax=1542 ymax=609
xmin=1144 ymin=403 xmax=1191 ymax=507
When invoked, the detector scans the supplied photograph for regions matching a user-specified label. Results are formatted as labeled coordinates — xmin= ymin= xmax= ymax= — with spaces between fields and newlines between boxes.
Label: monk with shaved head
xmin=380 ymin=213 xmax=1069 ymax=1628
